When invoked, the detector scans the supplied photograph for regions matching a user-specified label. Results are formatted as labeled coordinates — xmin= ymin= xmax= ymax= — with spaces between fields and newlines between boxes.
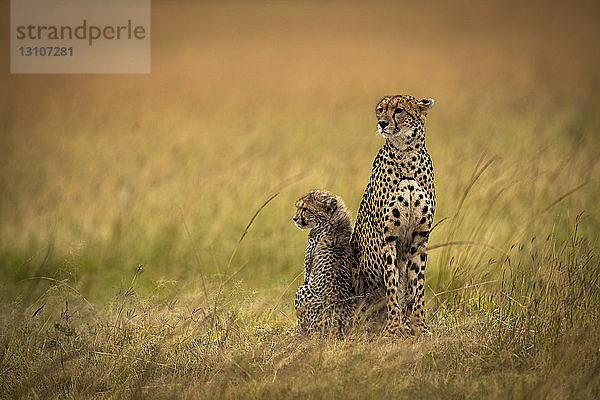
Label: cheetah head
xmin=292 ymin=190 xmax=338 ymax=230
xmin=375 ymin=95 xmax=434 ymax=145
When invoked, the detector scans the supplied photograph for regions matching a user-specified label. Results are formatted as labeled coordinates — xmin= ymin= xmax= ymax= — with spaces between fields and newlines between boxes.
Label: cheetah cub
xmin=292 ymin=190 xmax=356 ymax=336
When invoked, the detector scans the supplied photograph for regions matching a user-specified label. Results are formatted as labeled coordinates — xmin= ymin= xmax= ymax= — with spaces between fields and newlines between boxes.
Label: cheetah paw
xmin=411 ymin=322 xmax=433 ymax=335
xmin=382 ymin=322 xmax=411 ymax=337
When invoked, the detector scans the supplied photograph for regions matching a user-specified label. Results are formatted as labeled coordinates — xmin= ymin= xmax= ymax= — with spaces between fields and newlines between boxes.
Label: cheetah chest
xmin=352 ymin=144 xmax=435 ymax=292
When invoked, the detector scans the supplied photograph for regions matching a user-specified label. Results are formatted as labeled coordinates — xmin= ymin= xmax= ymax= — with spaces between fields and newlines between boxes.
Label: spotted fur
xmin=351 ymin=95 xmax=436 ymax=335
xmin=293 ymin=190 xmax=356 ymax=336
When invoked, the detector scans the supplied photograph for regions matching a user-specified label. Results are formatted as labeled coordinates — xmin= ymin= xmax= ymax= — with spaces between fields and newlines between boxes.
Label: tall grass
xmin=1 ymin=0 xmax=600 ymax=398
xmin=1 ymin=211 xmax=597 ymax=399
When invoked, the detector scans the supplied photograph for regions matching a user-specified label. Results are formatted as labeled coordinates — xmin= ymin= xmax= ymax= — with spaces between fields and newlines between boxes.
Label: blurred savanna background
xmin=1 ymin=0 xmax=600 ymax=398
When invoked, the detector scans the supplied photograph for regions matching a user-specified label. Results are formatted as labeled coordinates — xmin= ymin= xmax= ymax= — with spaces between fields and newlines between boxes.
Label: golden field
xmin=1 ymin=1 xmax=599 ymax=398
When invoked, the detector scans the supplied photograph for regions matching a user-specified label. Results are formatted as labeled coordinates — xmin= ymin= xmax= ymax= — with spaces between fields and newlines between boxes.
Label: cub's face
xmin=292 ymin=200 xmax=318 ymax=230
xmin=292 ymin=191 xmax=337 ymax=230
xmin=375 ymin=95 xmax=434 ymax=142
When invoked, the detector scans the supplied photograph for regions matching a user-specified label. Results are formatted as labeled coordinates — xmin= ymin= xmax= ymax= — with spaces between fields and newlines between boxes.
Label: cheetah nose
xmin=378 ymin=121 xmax=389 ymax=129
xmin=292 ymin=217 xmax=298 ymax=222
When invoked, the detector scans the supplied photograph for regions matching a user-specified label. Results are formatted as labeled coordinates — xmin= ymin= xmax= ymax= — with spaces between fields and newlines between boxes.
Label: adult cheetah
xmin=351 ymin=95 xmax=436 ymax=335
xmin=293 ymin=190 xmax=356 ymax=336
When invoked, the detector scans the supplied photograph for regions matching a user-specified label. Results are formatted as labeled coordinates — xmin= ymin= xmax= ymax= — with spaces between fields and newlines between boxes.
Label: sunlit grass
xmin=1 ymin=0 xmax=599 ymax=398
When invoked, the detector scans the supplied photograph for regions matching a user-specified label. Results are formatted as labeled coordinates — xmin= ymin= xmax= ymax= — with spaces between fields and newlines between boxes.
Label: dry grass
xmin=1 ymin=0 xmax=600 ymax=398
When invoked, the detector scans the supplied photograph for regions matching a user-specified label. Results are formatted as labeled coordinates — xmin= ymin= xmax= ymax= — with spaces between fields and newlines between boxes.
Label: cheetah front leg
xmin=406 ymin=242 xmax=430 ymax=333
xmin=406 ymin=195 xmax=434 ymax=333
xmin=382 ymin=198 xmax=411 ymax=336
xmin=295 ymin=284 xmax=320 ymax=334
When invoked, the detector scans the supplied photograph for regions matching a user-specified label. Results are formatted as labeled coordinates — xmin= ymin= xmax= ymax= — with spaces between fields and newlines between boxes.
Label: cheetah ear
xmin=417 ymin=98 xmax=435 ymax=114
xmin=324 ymin=197 xmax=338 ymax=215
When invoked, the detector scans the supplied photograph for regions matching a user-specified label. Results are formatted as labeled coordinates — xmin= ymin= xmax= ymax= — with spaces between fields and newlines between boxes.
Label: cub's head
xmin=293 ymin=190 xmax=339 ymax=230
xmin=375 ymin=95 xmax=434 ymax=144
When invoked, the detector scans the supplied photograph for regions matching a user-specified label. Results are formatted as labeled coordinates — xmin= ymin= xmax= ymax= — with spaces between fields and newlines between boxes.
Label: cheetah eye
xmin=394 ymin=108 xmax=405 ymax=114
xmin=376 ymin=107 xmax=383 ymax=113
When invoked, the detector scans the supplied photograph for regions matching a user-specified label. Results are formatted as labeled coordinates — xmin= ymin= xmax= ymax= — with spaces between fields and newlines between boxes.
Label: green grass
xmin=1 ymin=1 xmax=600 ymax=398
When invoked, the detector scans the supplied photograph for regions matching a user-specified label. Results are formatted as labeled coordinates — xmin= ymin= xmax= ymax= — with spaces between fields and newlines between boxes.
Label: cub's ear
xmin=306 ymin=190 xmax=320 ymax=202
xmin=324 ymin=197 xmax=338 ymax=215
xmin=417 ymin=98 xmax=435 ymax=114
